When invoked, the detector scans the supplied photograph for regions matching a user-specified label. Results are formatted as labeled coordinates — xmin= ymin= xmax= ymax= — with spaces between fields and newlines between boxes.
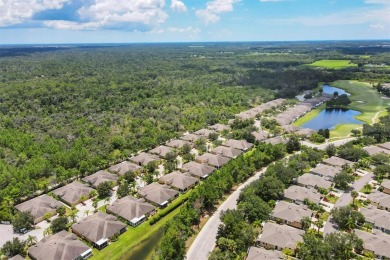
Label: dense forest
xmin=0 ymin=41 xmax=390 ymax=220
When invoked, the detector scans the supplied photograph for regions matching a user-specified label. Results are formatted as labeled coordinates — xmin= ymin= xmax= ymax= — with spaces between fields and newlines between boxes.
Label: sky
xmin=0 ymin=0 xmax=389 ymax=44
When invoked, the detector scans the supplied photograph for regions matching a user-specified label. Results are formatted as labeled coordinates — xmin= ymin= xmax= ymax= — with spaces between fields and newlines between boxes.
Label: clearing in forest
xmin=307 ymin=59 xmax=358 ymax=69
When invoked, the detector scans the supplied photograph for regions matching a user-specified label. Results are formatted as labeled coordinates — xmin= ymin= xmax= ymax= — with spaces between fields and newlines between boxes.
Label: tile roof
xmin=108 ymin=161 xmax=142 ymax=175
xmin=283 ymin=185 xmax=322 ymax=204
xmin=130 ymin=152 xmax=160 ymax=166
xmin=272 ymin=201 xmax=313 ymax=224
xmin=323 ymin=156 xmax=354 ymax=168
xmin=106 ymin=196 xmax=155 ymax=223
xmin=138 ymin=183 xmax=179 ymax=206
xmin=208 ymin=124 xmax=231 ymax=132
xmin=355 ymin=229 xmax=390 ymax=259
xmin=166 ymin=139 xmax=193 ymax=149
xmin=149 ymin=145 xmax=175 ymax=158
xmin=246 ymin=247 xmax=284 ymax=260
xmin=363 ymin=146 xmax=390 ymax=156
xmin=159 ymin=171 xmax=198 ymax=191
xmin=210 ymin=146 xmax=243 ymax=158
xmin=82 ymin=170 xmax=118 ymax=188
xmin=360 ymin=206 xmax=390 ymax=232
xmin=52 ymin=181 xmax=94 ymax=205
xmin=297 ymin=173 xmax=333 ymax=190
xmin=310 ymin=164 xmax=342 ymax=179
xmin=181 ymin=161 xmax=215 ymax=178
xmin=223 ymin=139 xmax=254 ymax=151
xmin=196 ymin=153 xmax=230 ymax=168
xmin=194 ymin=128 xmax=217 ymax=137
xmin=368 ymin=191 xmax=390 ymax=209
xmin=15 ymin=195 xmax=63 ymax=223
xmin=257 ymin=222 xmax=304 ymax=250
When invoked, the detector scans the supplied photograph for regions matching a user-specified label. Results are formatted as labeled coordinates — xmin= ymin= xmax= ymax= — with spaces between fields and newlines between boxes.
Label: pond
xmin=301 ymin=108 xmax=363 ymax=130
xmin=322 ymin=84 xmax=350 ymax=96
xmin=123 ymin=227 xmax=164 ymax=260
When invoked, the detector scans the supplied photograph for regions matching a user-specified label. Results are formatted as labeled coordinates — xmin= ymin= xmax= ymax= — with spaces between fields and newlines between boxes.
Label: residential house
xmin=297 ymin=173 xmax=333 ymax=190
xmin=360 ymin=206 xmax=390 ymax=234
xmin=106 ymin=196 xmax=156 ymax=227
xmin=181 ymin=161 xmax=215 ymax=179
xmin=264 ymin=136 xmax=287 ymax=145
xmin=378 ymin=142 xmax=390 ymax=151
xmin=368 ymin=191 xmax=390 ymax=211
xmin=295 ymin=128 xmax=315 ymax=138
xmin=149 ymin=145 xmax=175 ymax=159
xmin=130 ymin=152 xmax=160 ymax=166
xmin=159 ymin=171 xmax=198 ymax=192
xmin=246 ymin=246 xmax=284 ymax=260
xmin=363 ymin=146 xmax=390 ymax=156
xmin=310 ymin=164 xmax=342 ymax=181
xmin=138 ymin=183 xmax=179 ymax=208
xmin=9 ymin=255 xmax=24 ymax=260
xmin=251 ymin=131 xmax=268 ymax=142
xmin=108 ymin=161 xmax=142 ymax=175
xmin=82 ymin=170 xmax=118 ymax=188
xmin=166 ymin=139 xmax=193 ymax=149
xmin=381 ymin=180 xmax=390 ymax=195
xmin=194 ymin=128 xmax=217 ymax=138
xmin=28 ymin=231 xmax=92 ymax=260
xmin=71 ymin=212 xmax=126 ymax=249
xmin=15 ymin=195 xmax=64 ymax=224
xmin=196 ymin=153 xmax=230 ymax=168
xmin=52 ymin=181 xmax=94 ymax=206
xmin=256 ymin=222 xmax=304 ymax=251
xmin=281 ymin=125 xmax=300 ymax=133
xmin=210 ymin=146 xmax=243 ymax=158
xmin=208 ymin=124 xmax=231 ymax=132
xmin=323 ymin=156 xmax=354 ymax=168
xmin=355 ymin=229 xmax=390 ymax=259
xmin=180 ymin=133 xmax=202 ymax=143
xmin=271 ymin=201 xmax=313 ymax=229
xmin=283 ymin=185 xmax=322 ymax=205
xmin=223 ymin=139 xmax=254 ymax=151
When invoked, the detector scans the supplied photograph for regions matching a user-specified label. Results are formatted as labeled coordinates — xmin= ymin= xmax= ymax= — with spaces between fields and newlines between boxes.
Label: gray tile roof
xmin=194 ymin=128 xmax=217 ymax=137
xmin=283 ymin=185 xmax=322 ymax=204
xmin=363 ymin=146 xmax=390 ymax=156
xmin=297 ymin=173 xmax=333 ymax=190
xmin=368 ymin=191 xmax=390 ymax=209
xmin=130 ymin=152 xmax=160 ymax=166
xmin=138 ymin=183 xmax=179 ymax=206
xmin=264 ymin=136 xmax=287 ymax=145
xmin=15 ymin=195 xmax=63 ymax=223
xmin=52 ymin=181 xmax=94 ymax=205
xmin=246 ymin=247 xmax=284 ymax=260
xmin=9 ymin=255 xmax=25 ymax=260
xmin=208 ymin=124 xmax=231 ymax=132
xmin=166 ymin=139 xmax=193 ymax=149
xmin=223 ymin=139 xmax=254 ymax=151
xmin=355 ymin=229 xmax=390 ymax=259
xmin=378 ymin=142 xmax=390 ymax=151
xmin=360 ymin=206 xmax=390 ymax=232
xmin=180 ymin=133 xmax=202 ymax=143
xmin=149 ymin=145 xmax=174 ymax=158
xmin=210 ymin=146 xmax=243 ymax=158
xmin=181 ymin=161 xmax=215 ymax=178
xmin=108 ymin=161 xmax=142 ymax=175
xmin=272 ymin=201 xmax=313 ymax=224
xmin=159 ymin=171 xmax=198 ymax=191
xmin=323 ymin=156 xmax=354 ymax=168
xmin=310 ymin=164 xmax=342 ymax=179
xmin=71 ymin=212 xmax=126 ymax=243
xmin=28 ymin=231 xmax=91 ymax=260
xmin=382 ymin=179 xmax=390 ymax=190
xmin=295 ymin=128 xmax=315 ymax=137
xmin=252 ymin=131 xmax=268 ymax=141
xmin=257 ymin=222 xmax=304 ymax=250
xmin=281 ymin=124 xmax=300 ymax=133
xmin=106 ymin=196 xmax=155 ymax=223
xmin=196 ymin=153 xmax=230 ymax=168
xmin=82 ymin=170 xmax=118 ymax=188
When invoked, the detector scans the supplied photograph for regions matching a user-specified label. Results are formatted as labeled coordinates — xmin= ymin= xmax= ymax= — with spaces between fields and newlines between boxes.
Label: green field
xmin=307 ymin=60 xmax=358 ymax=69
xmin=295 ymin=80 xmax=389 ymax=139
xmin=91 ymin=191 xmax=192 ymax=260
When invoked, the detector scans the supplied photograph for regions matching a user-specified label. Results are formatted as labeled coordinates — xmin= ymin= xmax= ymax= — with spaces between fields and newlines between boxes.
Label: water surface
xmin=322 ymin=85 xmax=350 ymax=96
xmin=302 ymin=108 xmax=363 ymax=130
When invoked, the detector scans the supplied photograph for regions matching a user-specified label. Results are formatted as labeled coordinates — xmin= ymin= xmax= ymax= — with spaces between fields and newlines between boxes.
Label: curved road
xmin=186 ymin=168 xmax=267 ymax=260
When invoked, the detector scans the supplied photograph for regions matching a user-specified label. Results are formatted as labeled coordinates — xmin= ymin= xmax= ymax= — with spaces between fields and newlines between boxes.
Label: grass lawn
xmin=319 ymin=212 xmax=330 ymax=222
xmin=324 ymin=194 xmax=338 ymax=204
xmin=90 ymin=191 xmax=192 ymax=260
xmin=306 ymin=60 xmax=358 ymax=69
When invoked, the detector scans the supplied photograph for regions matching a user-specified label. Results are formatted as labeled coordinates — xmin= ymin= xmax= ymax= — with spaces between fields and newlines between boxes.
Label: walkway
xmin=186 ymin=168 xmax=267 ymax=260
xmin=323 ymin=172 xmax=374 ymax=235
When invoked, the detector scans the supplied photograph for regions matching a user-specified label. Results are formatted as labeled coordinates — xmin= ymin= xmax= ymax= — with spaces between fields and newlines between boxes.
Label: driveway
xmin=186 ymin=168 xmax=267 ymax=260
xmin=323 ymin=172 xmax=374 ymax=235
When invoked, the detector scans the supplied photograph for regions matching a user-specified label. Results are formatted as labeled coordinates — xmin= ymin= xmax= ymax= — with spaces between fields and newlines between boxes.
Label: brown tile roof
xmin=363 ymin=146 xmax=390 ymax=156
xmin=281 ymin=124 xmax=300 ymax=133
xmin=71 ymin=212 xmax=126 ymax=243
xmin=130 ymin=152 xmax=160 ymax=166
xmin=210 ymin=146 xmax=243 ymax=158
xmin=138 ymin=183 xmax=179 ymax=206
xmin=297 ymin=173 xmax=333 ymax=190
xmin=149 ymin=145 xmax=174 ymax=158
xmin=264 ymin=136 xmax=287 ymax=145
xmin=378 ymin=142 xmax=390 ymax=151
xmin=15 ymin=195 xmax=63 ymax=223
xmin=159 ymin=171 xmax=198 ymax=191
xmin=283 ymin=186 xmax=322 ymax=204
xmin=9 ymin=255 xmax=25 ymax=260
xmin=208 ymin=124 xmax=231 ymax=132
xmin=252 ymin=131 xmax=268 ymax=141
xmin=106 ymin=196 xmax=155 ymax=224
xmin=166 ymin=139 xmax=193 ymax=149
xmin=82 ymin=170 xmax=118 ymax=188
xmin=52 ymin=181 xmax=94 ymax=205
xmin=196 ymin=153 xmax=230 ymax=168
xmin=323 ymin=156 xmax=354 ymax=168
xmin=180 ymin=133 xmax=202 ymax=143
xmin=181 ymin=161 xmax=215 ymax=178
xmin=223 ymin=139 xmax=254 ymax=151
xmin=194 ymin=128 xmax=217 ymax=137
xmin=257 ymin=222 xmax=304 ymax=250
xmin=310 ymin=164 xmax=342 ymax=180
xmin=28 ymin=231 xmax=91 ymax=260
xmin=272 ymin=201 xmax=313 ymax=224
xmin=108 ymin=161 xmax=142 ymax=175
xmin=246 ymin=247 xmax=284 ymax=260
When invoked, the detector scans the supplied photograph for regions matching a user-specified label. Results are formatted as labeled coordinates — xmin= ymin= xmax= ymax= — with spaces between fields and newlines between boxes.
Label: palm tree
xmin=69 ymin=211 xmax=77 ymax=223
xmin=314 ymin=220 xmax=324 ymax=234
xmin=43 ymin=227 xmax=52 ymax=237
xmin=363 ymin=183 xmax=372 ymax=194
xmin=85 ymin=209 xmax=90 ymax=216
xmin=26 ymin=235 xmax=37 ymax=246
xmin=351 ymin=190 xmax=359 ymax=206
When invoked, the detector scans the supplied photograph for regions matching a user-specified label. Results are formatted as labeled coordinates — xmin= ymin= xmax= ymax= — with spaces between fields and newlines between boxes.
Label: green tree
xmin=117 ymin=182 xmax=130 ymax=198
xmin=97 ymin=181 xmax=112 ymax=197
xmin=50 ymin=216 xmax=69 ymax=233
xmin=254 ymin=176 xmax=285 ymax=202
xmin=12 ymin=211 xmax=34 ymax=233
xmin=351 ymin=190 xmax=358 ymax=207
xmin=1 ymin=237 xmax=26 ymax=258
xmin=301 ymin=216 xmax=312 ymax=231
xmin=25 ymin=235 xmax=37 ymax=247
xmin=56 ymin=206 xmax=66 ymax=216
xmin=331 ymin=205 xmax=364 ymax=231
xmin=325 ymin=144 xmax=336 ymax=157
xmin=237 ymin=194 xmax=271 ymax=223
xmin=286 ymin=135 xmax=301 ymax=153
xmin=333 ymin=171 xmax=354 ymax=191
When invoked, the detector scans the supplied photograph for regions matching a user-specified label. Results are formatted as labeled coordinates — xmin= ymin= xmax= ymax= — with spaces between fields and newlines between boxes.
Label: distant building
xmin=194 ymin=128 xmax=217 ymax=138
xmin=381 ymin=180 xmax=390 ymax=195
xmin=363 ymin=145 xmax=390 ymax=156
xmin=360 ymin=206 xmax=390 ymax=234
xmin=368 ymin=191 xmax=390 ymax=211
xmin=310 ymin=163 xmax=342 ymax=181
xmin=166 ymin=139 xmax=193 ymax=149
xmin=180 ymin=133 xmax=202 ymax=143
xmin=323 ymin=156 xmax=354 ymax=168
xmin=208 ymin=124 xmax=231 ymax=132
xmin=297 ymin=173 xmax=333 ymax=190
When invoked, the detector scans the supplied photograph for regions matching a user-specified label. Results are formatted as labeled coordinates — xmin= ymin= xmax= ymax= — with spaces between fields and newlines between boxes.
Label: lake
xmin=322 ymin=84 xmax=350 ymax=95
xmin=301 ymin=108 xmax=363 ymax=130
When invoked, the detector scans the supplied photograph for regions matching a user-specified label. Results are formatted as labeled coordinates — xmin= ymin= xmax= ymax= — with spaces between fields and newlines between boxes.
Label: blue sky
xmin=0 ymin=0 xmax=389 ymax=44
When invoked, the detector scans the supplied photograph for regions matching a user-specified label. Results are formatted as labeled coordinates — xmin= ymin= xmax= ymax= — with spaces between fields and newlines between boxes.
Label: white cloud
xmin=370 ymin=23 xmax=385 ymax=30
xmin=170 ymin=0 xmax=187 ymax=12
xmin=167 ymin=26 xmax=200 ymax=33
xmin=365 ymin=0 xmax=390 ymax=5
xmin=0 ymin=0 xmax=69 ymax=26
xmin=259 ymin=0 xmax=286 ymax=2
xmin=196 ymin=0 xmax=241 ymax=24
xmin=78 ymin=0 xmax=168 ymax=27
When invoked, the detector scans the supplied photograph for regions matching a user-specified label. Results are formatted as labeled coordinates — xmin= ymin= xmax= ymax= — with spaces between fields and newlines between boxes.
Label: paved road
xmin=301 ymin=137 xmax=356 ymax=150
xmin=186 ymin=168 xmax=267 ymax=260
xmin=323 ymin=172 xmax=374 ymax=235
